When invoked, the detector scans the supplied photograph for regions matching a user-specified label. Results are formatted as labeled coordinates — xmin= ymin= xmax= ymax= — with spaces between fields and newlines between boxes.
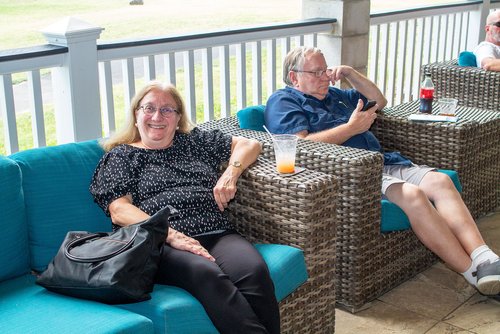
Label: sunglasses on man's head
xmin=489 ymin=21 xmax=500 ymax=27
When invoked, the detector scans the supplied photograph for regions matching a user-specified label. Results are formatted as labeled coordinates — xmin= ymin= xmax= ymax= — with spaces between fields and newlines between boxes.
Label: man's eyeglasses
xmin=139 ymin=104 xmax=178 ymax=118
xmin=489 ymin=21 xmax=500 ymax=27
xmin=293 ymin=68 xmax=333 ymax=78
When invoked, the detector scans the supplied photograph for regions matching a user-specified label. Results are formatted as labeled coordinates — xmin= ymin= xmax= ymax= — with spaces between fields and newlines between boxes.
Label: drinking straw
xmin=262 ymin=125 xmax=283 ymax=153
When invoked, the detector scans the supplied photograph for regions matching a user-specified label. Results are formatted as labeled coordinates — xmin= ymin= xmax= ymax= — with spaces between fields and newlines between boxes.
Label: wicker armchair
xmin=233 ymin=157 xmax=337 ymax=333
xmin=200 ymin=117 xmax=437 ymax=313
xmin=421 ymin=59 xmax=500 ymax=111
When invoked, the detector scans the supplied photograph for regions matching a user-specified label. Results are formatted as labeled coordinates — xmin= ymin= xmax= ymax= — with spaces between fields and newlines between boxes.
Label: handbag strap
xmin=64 ymin=228 xmax=138 ymax=263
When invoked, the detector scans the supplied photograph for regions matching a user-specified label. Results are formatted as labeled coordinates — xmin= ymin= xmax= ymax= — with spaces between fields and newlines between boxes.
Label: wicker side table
xmin=371 ymin=100 xmax=500 ymax=218
xmin=421 ymin=59 xmax=500 ymax=111
xmin=233 ymin=157 xmax=338 ymax=333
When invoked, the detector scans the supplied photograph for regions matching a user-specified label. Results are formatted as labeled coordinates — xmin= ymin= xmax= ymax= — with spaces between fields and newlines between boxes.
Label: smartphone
xmin=361 ymin=100 xmax=377 ymax=111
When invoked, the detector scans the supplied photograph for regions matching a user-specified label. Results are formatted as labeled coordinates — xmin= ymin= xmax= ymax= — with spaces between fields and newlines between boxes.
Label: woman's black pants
xmin=155 ymin=231 xmax=280 ymax=334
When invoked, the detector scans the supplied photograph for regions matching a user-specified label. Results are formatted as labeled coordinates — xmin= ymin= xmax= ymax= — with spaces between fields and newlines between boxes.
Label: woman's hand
xmin=166 ymin=229 xmax=215 ymax=262
xmin=213 ymin=168 xmax=238 ymax=211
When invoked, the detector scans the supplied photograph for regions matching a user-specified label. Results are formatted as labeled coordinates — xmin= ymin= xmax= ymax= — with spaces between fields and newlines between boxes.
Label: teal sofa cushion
xmin=237 ymin=105 xmax=266 ymax=131
xmin=381 ymin=169 xmax=461 ymax=232
xmin=255 ymin=244 xmax=307 ymax=302
xmin=9 ymin=140 xmax=111 ymax=272
xmin=0 ymin=156 xmax=30 ymax=281
xmin=458 ymin=51 xmax=477 ymax=67
xmin=0 ymin=275 xmax=153 ymax=334
xmin=119 ymin=285 xmax=217 ymax=334
xmin=119 ymin=243 xmax=307 ymax=334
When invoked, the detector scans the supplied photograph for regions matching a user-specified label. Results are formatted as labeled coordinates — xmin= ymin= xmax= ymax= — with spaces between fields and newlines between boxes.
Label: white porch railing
xmin=369 ymin=0 xmax=499 ymax=106
xmin=0 ymin=18 xmax=335 ymax=154
xmin=1 ymin=1 xmax=499 ymax=155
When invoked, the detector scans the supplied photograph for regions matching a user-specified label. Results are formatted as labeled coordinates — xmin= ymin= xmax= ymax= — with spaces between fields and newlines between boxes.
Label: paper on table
xmin=408 ymin=114 xmax=458 ymax=122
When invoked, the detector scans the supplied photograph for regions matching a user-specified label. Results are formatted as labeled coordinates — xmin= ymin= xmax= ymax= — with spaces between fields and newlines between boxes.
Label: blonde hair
xmin=101 ymin=81 xmax=193 ymax=151
xmin=283 ymin=46 xmax=324 ymax=86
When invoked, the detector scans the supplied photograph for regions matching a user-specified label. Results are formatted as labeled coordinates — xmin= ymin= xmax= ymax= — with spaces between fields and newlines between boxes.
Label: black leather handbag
xmin=36 ymin=205 xmax=178 ymax=304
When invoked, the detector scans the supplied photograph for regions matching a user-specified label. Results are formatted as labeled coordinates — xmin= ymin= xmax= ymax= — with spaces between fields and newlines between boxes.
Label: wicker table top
xmin=385 ymin=100 xmax=499 ymax=126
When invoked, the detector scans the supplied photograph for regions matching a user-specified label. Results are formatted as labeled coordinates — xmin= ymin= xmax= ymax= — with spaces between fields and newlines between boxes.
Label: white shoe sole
xmin=477 ymin=275 xmax=500 ymax=295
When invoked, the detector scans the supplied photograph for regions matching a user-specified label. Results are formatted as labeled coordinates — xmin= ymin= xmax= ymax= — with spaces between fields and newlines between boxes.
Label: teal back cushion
xmin=458 ymin=51 xmax=477 ymax=67
xmin=0 ymin=156 xmax=30 ymax=280
xmin=237 ymin=105 xmax=266 ymax=131
xmin=9 ymin=140 xmax=110 ymax=272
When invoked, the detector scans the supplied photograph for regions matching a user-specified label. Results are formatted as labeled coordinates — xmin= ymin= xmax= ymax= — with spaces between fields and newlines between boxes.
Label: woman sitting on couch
xmin=90 ymin=81 xmax=279 ymax=334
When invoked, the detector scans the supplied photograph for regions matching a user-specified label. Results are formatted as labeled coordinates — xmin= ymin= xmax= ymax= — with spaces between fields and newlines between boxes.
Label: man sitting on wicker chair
xmin=474 ymin=10 xmax=500 ymax=72
xmin=265 ymin=46 xmax=500 ymax=297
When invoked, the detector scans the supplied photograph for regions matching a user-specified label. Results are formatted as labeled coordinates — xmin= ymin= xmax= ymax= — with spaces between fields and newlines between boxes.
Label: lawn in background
xmin=0 ymin=0 xmax=465 ymax=154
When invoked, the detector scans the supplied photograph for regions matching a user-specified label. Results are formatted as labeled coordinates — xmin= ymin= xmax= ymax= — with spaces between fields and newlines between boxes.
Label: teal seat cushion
xmin=381 ymin=169 xmax=461 ymax=232
xmin=254 ymin=244 xmax=308 ymax=302
xmin=9 ymin=140 xmax=110 ymax=272
xmin=119 ymin=285 xmax=218 ymax=334
xmin=237 ymin=105 xmax=266 ymax=131
xmin=0 ymin=275 xmax=153 ymax=334
xmin=0 ymin=157 xmax=30 ymax=281
xmin=458 ymin=51 xmax=477 ymax=67
xmin=118 ymin=244 xmax=307 ymax=334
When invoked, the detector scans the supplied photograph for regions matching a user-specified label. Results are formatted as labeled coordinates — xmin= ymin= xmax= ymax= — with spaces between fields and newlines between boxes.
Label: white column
xmin=42 ymin=17 xmax=103 ymax=144
xmin=301 ymin=0 xmax=370 ymax=86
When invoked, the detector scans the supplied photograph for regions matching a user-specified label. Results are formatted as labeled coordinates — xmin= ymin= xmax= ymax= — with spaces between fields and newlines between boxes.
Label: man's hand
xmin=347 ymin=99 xmax=378 ymax=134
xmin=481 ymin=57 xmax=500 ymax=72
xmin=166 ymin=229 xmax=215 ymax=261
xmin=328 ymin=65 xmax=354 ymax=84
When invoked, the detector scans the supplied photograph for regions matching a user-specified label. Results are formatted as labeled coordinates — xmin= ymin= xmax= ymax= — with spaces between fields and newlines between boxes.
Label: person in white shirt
xmin=474 ymin=11 xmax=500 ymax=71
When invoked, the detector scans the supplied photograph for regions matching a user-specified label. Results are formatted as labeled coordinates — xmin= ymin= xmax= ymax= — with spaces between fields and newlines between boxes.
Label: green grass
xmin=0 ymin=0 xmax=297 ymax=154
xmin=0 ymin=0 xmax=298 ymax=50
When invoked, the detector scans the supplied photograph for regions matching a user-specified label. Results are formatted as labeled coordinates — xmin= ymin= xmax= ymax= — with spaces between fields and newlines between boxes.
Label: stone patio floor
xmin=336 ymin=207 xmax=500 ymax=334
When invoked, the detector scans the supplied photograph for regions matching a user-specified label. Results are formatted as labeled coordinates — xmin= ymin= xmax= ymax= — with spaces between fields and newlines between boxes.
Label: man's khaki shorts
xmin=381 ymin=164 xmax=436 ymax=195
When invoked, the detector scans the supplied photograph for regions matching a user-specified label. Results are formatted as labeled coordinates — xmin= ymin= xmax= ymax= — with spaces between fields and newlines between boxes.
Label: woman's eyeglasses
xmin=139 ymin=104 xmax=178 ymax=118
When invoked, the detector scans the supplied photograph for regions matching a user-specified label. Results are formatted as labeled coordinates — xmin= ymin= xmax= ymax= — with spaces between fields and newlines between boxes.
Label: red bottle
xmin=419 ymin=74 xmax=434 ymax=114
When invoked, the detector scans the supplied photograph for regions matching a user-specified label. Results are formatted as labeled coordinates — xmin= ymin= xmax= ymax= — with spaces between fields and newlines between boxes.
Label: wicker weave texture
xmin=372 ymin=101 xmax=500 ymax=218
xmin=261 ymin=140 xmax=437 ymax=312
xmin=200 ymin=117 xmax=438 ymax=312
xmin=421 ymin=59 xmax=500 ymax=111
xmin=232 ymin=158 xmax=337 ymax=333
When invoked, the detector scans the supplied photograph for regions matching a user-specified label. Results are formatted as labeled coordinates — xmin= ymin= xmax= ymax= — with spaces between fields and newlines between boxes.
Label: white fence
xmin=1 ymin=1 xmax=499 ymax=155
xmin=1 ymin=18 xmax=334 ymax=154
xmin=369 ymin=1 xmax=498 ymax=106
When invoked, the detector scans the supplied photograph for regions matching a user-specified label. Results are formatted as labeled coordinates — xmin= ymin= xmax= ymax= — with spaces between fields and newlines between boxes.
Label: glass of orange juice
xmin=273 ymin=134 xmax=297 ymax=174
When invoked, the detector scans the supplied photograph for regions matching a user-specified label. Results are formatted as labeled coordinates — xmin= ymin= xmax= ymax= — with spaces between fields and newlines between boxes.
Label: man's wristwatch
xmin=230 ymin=161 xmax=242 ymax=170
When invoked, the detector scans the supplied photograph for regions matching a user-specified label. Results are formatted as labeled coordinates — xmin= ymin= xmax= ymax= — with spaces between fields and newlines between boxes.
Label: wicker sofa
xmin=1 ymin=140 xmax=337 ymax=334
xmin=421 ymin=59 xmax=500 ymax=112
xmin=199 ymin=116 xmax=441 ymax=312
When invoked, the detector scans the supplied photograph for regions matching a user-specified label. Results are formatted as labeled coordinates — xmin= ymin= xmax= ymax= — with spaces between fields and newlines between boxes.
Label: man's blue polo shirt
xmin=265 ymin=86 xmax=411 ymax=166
